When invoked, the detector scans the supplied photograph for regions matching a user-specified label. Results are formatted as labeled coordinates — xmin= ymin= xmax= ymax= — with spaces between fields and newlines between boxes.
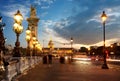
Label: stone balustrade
xmin=2 ymin=56 xmax=42 ymax=81
xmin=6 ymin=60 xmax=18 ymax=81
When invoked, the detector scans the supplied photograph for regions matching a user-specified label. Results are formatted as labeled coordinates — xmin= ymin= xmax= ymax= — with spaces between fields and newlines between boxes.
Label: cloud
xmin=40 ymin=20 xmax=56 ymax=37
xmin=92 ymin=38 xmax=119 ymax=46
xmin=40 ymin=12 xmax=48 ymax=17
xmin=34 ymin=0 xmax=41 ymax=5
xmin=41 ymin=6 xmax=50 ymax=9
xmin=33 ymin=0 xmax=55 ymax=9
xmin=42 ymin=0 xmax=54 ymax=4
xmin=34 ymin=0 xmax=55 ymax=5
xmin=54 ymin=18 xmax=70 ymax=29
xmin=2 ymin=4 xmax=29 ymax=19
xmin=38 ymin=0 xmax=120 ymax=48
xmin=52 ymin=0 xmax=120 ymax=47
xmin=38 ymin=19 xmax=71 ymax=47
xmin=72 ymin=38 xmax=119 ymax=49
xmin=67 ymin=0 xmax=73 ymax=1
xmin=1 ymin=0 xmax=120 ymax=49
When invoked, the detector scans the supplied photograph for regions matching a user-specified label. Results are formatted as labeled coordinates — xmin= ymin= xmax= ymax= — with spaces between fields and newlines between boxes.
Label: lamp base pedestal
xmin=13 ymin=47 xmax=21 ymax=57
xmin=102 ymin=63 xmax=109 ymax=69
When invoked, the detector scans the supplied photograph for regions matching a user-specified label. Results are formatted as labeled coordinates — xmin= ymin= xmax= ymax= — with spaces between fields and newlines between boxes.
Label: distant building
xmin=43 ymin=39 xmax=74 ymax=56
xmin=43 ymin=48 xmax=73 ymax=56
xmin=48 ymin=39 xmax=54 ymax=54
xmin=90 ymin=46 xmax=98 ymax=49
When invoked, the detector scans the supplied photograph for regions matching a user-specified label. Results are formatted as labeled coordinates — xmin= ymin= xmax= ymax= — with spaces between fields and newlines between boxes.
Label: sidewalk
xmin=17 ymin=59 xmax=120 ymax=81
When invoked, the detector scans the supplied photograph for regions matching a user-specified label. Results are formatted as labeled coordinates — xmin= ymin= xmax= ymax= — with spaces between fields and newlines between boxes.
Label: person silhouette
xmin=48 ymin=54 xmax=52 ymax=64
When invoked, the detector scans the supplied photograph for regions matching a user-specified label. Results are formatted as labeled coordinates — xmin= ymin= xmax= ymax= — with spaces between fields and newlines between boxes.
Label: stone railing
xmin=6 ymin=60 xmax=18 ymax=81
xmin=3 ymin=56 xmax=42 ymax=81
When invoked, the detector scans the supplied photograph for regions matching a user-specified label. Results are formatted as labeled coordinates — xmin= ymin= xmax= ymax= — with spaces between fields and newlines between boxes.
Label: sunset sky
xmin=0 ymin=0 xmax=120 ymax=49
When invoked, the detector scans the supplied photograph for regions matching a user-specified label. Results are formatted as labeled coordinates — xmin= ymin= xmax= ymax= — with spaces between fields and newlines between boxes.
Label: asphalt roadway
xmin=16 ymin=58 xmax=120 ymax=81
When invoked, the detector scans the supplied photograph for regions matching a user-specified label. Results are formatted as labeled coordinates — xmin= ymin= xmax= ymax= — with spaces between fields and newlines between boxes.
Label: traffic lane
xmin=72 ymin=57 xmax=120 ymax=66
xmin=73 ymin=59 xmax=120 ymax=71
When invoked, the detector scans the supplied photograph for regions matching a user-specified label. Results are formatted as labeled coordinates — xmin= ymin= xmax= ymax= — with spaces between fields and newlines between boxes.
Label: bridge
xmin=7 ymin=57 xmax=120 ymax=81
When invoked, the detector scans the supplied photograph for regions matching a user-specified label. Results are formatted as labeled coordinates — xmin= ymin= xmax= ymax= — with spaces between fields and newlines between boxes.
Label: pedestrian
xmin=60 ymin=55 xmax=65 ymax=64
xmin=48 ymin=54 xmax=52 ymax=64
xmin=48 ymin=54 xmax=52 ymax=67
xmin=68 ymin=56 xmax=72 ymax=64
xmin=43 ymin=55 xmax=47 ymax=64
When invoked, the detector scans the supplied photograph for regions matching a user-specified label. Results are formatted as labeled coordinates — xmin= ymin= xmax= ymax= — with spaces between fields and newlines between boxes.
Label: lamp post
xmin=43 ymin=40 xmax=44 ymax=55
xmin=26 ymin=27 xmax=31 ymax=56
xmin=13 ymin=10 xmax=23 ymax=57
xmin=101 ymin=11 xmax=109 ymax=69
xmin=70 ymin=37 xmax=73 ymax=61
xmin=35 ymin=40 xmax=39 ymax=56
xmin=71 ymin=37 xmax=73 ymax=49
xmin=32 ymin=36 xmax=37 ymax=56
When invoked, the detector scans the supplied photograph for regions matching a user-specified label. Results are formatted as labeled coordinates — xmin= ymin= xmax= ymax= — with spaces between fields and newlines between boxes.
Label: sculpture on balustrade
xmin=30 ymin=5 xmax=37 ymax=18
xmin=0 ymin=16 xmax=6 ymax=80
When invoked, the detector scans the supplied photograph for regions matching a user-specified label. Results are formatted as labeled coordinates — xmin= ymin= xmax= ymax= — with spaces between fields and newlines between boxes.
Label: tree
xmin=79 ymin=47 xmax=88 ymax=54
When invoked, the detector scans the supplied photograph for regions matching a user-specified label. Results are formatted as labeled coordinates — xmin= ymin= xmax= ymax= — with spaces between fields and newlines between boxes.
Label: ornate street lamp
xmin=36 ymin=43 xmax=42 ymax=51
xmin=13 ymin=10 xmax=23 ymax=57
xmin=101 ymin=11 xmax=109 ymax=69
xmin=26 ymin=27 xmax=31 ymax=56
xmin=35 ymin=42 xmax=41 ymax=56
